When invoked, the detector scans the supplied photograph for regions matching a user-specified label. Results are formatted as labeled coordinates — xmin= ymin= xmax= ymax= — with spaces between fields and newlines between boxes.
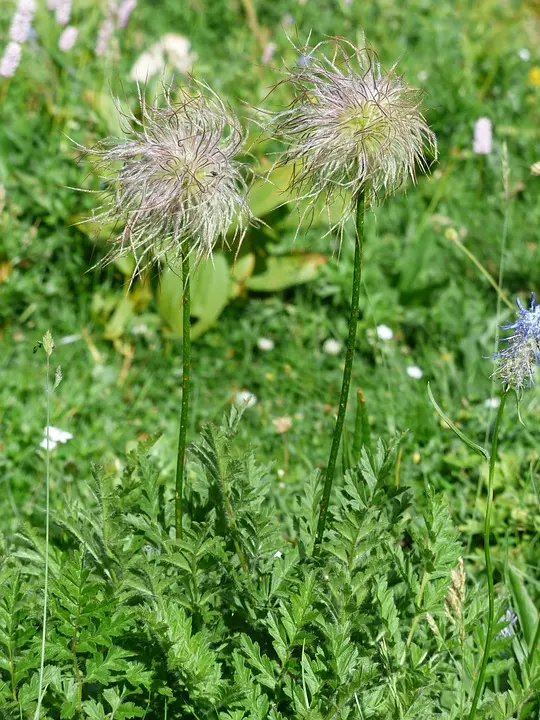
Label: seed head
xmin=271 ymin=38 xmax=437 ymax=235
xmin=80 ymin=84 xmax=252 ymax=274
xmin=494 ymin=294 xmax=540 ymax=391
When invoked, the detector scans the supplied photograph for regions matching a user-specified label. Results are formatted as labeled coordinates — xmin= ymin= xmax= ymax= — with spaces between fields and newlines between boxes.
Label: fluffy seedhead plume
xmin=271 ymin=38 xmax=437 ymax=237
xmin=80 ymin=84 xmax=252 ymax=274
xmin=493 ymin=294 xmax=540 ymax=391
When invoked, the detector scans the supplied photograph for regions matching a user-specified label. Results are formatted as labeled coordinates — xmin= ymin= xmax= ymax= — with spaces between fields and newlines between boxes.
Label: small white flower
xmin=484 ymin=397 xmax=501 ymax=409
xmin=417 ymin=70 xmax=428 ymax=82
xmin=160 ymin=33 xmax=196 ymax=74
xmin=473 ymin=117 xmax=492 ymax=155
xmin=273 ymin=550 xmax=283 ymax=558
xmin=376 ymin=324 xmax=393 ymax=341
xmin=40 ymin=425 xmax=73 ymax=451
xmin=531 ymin=161 xmax=540 ymax=176
xmin=406 ymin=365 xmax=423 ymax=380
xmin=257 ymin=337 xmax=274 ymax=351
xmin=322 ymin=338 xmax=342 ymax=355
xmin=129 ymin=47 xmax=165 ymax=80
xmin=277 ymin=468 xmax=286 ymax=479
xmin=272 ymin=416 xmax=293 ymax=434
xmin=518 ymin=48 xmax=531 ymax=61
xmin=235 ymin=391 xmax=257 ymax=408
xmin=278 ymin=481 xmax=286 ymax=489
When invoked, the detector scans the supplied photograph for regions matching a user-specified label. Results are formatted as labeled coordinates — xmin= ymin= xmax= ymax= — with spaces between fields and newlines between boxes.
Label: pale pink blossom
xmin=95 ymin=17 xmax=115 ymax=56
xmin=0 ymin=41 xmax=22 ymax=78
xmin=262 ymin=41 xmax=276 ymax=65
xmin=55 ymin=0 xmax=72 ymax=26
xmin=47 ymin=0 xmax=58 ymax=8
xmin=9 ymin=0 xmax=36 ymax=44
xmin=58 ymin=25 xmax=78 ymax=52
xmin=473 ymin=117 xmax=492 ymax=155
xmin=117 ymin=0 xmax=137 ymax=28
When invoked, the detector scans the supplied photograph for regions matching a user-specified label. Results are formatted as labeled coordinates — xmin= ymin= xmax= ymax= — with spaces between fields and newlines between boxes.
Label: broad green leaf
xmin=104 ymin=296 xmax=133 ymax=340
xmin=247 ymin=164 xmax=294 ymax=219
xmin=245 ymin=253 xmax=327 ymax=292
xmin=507 ymin=565 xmax=538 ymax=649
xmin=157 ymin=253 xmax=231 ymax=339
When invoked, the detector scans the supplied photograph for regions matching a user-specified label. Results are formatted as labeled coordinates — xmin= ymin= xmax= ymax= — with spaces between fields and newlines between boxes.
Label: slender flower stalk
xmin=315 ymin=189 xmax=364 ymax=549
xmin=469 ymin=293 xmax=540 ymax=718
xmin=272 ymin=38 xmax=436 ymax=549
xmin=78 ymin=84 xmax=251 ymax=538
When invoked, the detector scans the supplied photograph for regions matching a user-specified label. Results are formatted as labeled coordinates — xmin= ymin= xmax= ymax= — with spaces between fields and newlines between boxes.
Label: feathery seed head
xmin=81 ymin=85 xmax=252 ymax=273
xmin=272 ymin=38 xmax=437 ymax=234
xmin=493 ymin=294 xmax=540 ymax=391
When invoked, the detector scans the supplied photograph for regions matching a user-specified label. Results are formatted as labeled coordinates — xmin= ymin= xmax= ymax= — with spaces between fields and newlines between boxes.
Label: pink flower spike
xmin=58 ymin=25 xmax=78 ymax=52
xmin=473 ymin=117 xmax=492 ymax=155
xmin=0 ymin=41 xmax=22 ymax=78
xmin=117 ymin=0 xmax=137 ymax=29
xmin=55 ymin=0 xmax=72 ymax=26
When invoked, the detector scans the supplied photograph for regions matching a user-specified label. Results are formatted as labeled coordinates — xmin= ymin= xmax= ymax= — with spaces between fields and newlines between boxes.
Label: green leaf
xmin=427 ymin=383 xmax=489 ymax=460
xmin=245 ymin=253 xmax=327 ymax=292
xmin=157 ymin=252 xmax=231 ymax=339
xmin=507 ymin=565 xmax=538 ymax=649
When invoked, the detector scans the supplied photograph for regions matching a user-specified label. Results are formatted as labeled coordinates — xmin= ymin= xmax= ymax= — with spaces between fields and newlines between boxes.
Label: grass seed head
xmin=81 ymin=84 xmax=252 ymax=274
xmin=271 ymin=37 xmax=437 ymax=236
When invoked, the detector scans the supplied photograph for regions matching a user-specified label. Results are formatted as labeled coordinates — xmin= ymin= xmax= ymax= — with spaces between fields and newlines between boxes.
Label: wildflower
xmin=40 ymin=426 xmax=73 ymax=451
xmin=55 ymin=0 xmax=72 ymax=26
xmin=277 ymin=468 xmax=286 ymax=478
xmin=496 ymin=607 xmax=518 ymax=639
xmin=417 ymin=70 xmax=428 ymax=82
xmin=0 ymin=41 xmax=22 ymax=78
xmin=518 ymin=48 xmax=531 ymax=61
xmin=129 ymin=34 xmax=196 ymax=82
xmin=271 ymin=38 xmax=436 ymax=237
xmin=58 ymin=26 xmax=78 ymax=52
xmin=322 ymin=338 xmax=342 ymax=355
xmin=531 ymin=161 xmax=540 ymax=176
xmin=528 ymin=67 xmax=540 ymax=86
xmin=9 ymin=0 xmax=36 ymax=44
xmin=46 ymin=0 xmax=57 ymax=8
xmin=493 ymin=294 xmax=540 ymax=391
xmin=117 ymin=0 xmax=137 ymax=28
xmin=80 ymin=85 xmax=251 ymax=273
xmin=257 ymin=337 xmax=274 ymax=351
xmin=95 ymin=16 xmax=115 ymax=57
xmin=376 ymin=324 xmax=393 ymax=341
xmin=235 ymin=390 xmax=257 ymax=408
xmin=473 ymin=117 xmax=492 ymax=155
xmin=407 ymin=365 xmax=423 ymax=379
xmin=272 ymin=416 xmax=293 ymax=434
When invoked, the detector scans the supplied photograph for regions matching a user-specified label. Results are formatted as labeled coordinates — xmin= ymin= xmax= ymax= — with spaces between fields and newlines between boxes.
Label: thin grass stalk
xmin=35 ymin=345 xmax=51 ymax=719
xmin=175 ymin=249 xmax=191 ymax=539
xmin=314 ymin=189 xmax=365 ymax=551
xmin=468 ymin=391 xmax=508 ymax=719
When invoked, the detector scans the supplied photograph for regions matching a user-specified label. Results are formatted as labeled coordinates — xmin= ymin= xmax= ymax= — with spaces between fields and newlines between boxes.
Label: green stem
xmin=175 ymin=249 xmax=191 ymax=539
xmin=35 ymin=351 xmax=51 ymax=719
xmin=468 ymin=391 xmax=508 ymax=720
xmin=314 ymin=190 xmax=365 ymax=551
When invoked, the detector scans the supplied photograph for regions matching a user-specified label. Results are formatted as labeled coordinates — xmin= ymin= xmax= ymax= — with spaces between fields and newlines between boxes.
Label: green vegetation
xmin=1 ymin=0 xmax=539 ymax=717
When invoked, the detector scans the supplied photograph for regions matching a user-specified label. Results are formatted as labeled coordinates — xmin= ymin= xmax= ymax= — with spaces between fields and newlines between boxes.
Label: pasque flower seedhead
xmin=272 ymin=38 xmax=437 ymax=235
xmin=80 ymin=84 xmax=251 ymax=274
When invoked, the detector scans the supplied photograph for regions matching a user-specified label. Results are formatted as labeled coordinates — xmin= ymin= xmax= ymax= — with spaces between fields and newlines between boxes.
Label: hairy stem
xmin=35 ymin=350 xmax=51 ymax=719
xmin=314 ymin=190 xmax=365 ymax=551
xmin=468 ymin=391 xmax=508 ymax=720
xmin=175 ymin=249 xmax=191 ymax=539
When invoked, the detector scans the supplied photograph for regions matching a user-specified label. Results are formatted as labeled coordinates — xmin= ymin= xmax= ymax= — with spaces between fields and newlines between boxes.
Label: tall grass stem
xmin=175 ymin=249 xmax=191 ymax=539
xmin=314 ymin=189 xmax=365 ymax=551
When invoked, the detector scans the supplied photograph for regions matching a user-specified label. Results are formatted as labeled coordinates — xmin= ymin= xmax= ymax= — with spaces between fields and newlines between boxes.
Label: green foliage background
xmin=0 ymin=0 xmax=539 ymax=716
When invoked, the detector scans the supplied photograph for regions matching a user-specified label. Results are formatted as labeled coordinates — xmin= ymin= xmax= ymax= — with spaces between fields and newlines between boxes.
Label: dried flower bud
xmin=271 ymin=38 xmax=437 ymax=237
xmin=58 ymin=25 xmax=78 ymax=52
xmin=0 ymin=41 xmax=22 ymax=78
xmin=473 ymin=117 xmax=492 ymax=155
xmin=79 ymin=85 xmax=252 ymax=273
xmin=493 ymin=294 xmax=540 ymax=391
